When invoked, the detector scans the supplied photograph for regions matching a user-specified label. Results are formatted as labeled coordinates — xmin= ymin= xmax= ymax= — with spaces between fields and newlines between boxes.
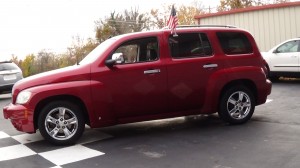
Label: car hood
xmin=13 ymin=64 xmax=90 ymax=94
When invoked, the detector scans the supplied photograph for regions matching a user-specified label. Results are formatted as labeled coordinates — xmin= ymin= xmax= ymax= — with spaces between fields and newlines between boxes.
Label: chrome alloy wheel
xmin=227 ymin=91 xmax=251 ymax=120
xmin=44 ymin=107 xmax=78 ymax=141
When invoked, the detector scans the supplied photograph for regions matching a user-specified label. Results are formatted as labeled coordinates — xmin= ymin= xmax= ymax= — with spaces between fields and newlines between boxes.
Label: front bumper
xmin=3 ymin=103 xmax=35 ymax=133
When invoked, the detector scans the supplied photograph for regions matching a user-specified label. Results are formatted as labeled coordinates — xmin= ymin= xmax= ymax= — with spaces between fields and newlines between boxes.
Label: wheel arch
xmin=34 ymin=95 xmax=90 ymax=130
xmin=219 ymin=79 xmax=258 ymax=106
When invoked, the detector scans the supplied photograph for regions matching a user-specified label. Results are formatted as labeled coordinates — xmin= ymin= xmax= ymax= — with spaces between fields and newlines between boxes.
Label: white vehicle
xmin=0 ymin=61 xmax=23 ymax=94
xmin=262 ymin=38 xmax=300 ymax=80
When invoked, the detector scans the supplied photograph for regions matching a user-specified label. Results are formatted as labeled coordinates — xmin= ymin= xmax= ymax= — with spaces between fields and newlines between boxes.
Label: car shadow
xmin=92 ymin=114 xmax=262 ymax=144
xmin=22 ymin=114 xmax=268 ymax=153
xmin=98 ymin=114 xmax=223 ymax=137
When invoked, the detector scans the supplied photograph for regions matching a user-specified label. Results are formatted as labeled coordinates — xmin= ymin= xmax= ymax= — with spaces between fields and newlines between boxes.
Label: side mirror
xmin=105 ymin=53 xmax=125 ymax=67
xmin=105 ymin=59 xmax=116 ymax=67
xmin=112 ymin=53 xmax=125 ymax=64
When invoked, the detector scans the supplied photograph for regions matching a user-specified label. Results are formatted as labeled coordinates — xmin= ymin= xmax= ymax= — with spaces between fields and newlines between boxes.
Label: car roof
xmin=166 ymin=25 xmax=237 ymax=29
xmin=276 ymin=37 xmax=300 ymax=45
xmin=166 ymin=26 xmax=246 ymax=33
xmin=110 ymin=25 xmax=246 ymax=40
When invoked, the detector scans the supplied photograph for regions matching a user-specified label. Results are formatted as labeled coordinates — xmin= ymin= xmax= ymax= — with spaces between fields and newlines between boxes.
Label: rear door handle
xmin=203 ymin=64 xmax=218 ymax=69
xmin=144 ymin=69 xmax=161 ymax=74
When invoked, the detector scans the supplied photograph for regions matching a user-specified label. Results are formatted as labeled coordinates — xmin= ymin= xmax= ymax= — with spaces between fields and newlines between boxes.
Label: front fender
xmin=25 ymin=81 xmax=95 ymax=126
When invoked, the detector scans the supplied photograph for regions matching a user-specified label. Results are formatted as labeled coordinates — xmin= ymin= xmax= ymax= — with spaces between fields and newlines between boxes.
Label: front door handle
xmin=203 ymin=64 xmax=218 ymax=69
xmin=144 ymin=69 xmax=161 ymax=74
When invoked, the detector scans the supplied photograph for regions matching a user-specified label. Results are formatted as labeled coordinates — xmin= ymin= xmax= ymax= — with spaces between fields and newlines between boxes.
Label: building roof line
xmin=194 ymin=1 xmax=300 ymax=19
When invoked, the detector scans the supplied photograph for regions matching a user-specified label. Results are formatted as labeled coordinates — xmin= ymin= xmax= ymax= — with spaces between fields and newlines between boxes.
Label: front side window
xmin=217 ymin=32 xmax=253 ymax=55
xmin=111 ymin=37 xmax=159 ymax=64
xmin=276 ymin=40 xmax=299 ymax=53
xmin=169 ymin=33 xmax=212 ymax=58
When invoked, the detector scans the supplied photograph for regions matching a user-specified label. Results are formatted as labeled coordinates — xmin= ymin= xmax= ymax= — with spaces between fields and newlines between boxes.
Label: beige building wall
xmin=197 ymin=4 xmax=300 ymax=52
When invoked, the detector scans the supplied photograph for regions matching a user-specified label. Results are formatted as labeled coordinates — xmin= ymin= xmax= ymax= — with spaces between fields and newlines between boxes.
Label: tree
xmin=269 ymin=0 xmax=290 ymax=4
xmin=217 ymin=0 xmax=290 ymax=11
xmin=150 ymin=3 xmax=205 ymax=29
xmin=124 ymin=8 xmax=149 ymax=32
xmin=95 ymin=8 xmax=150 ymax=42
xmin=70 ymin=36 xmax=98 ymax=64
xmin=35 ymin=50 xmax=56 ymax=73
xmin=10 ymin=54 xmax=19 ymax=64
xmin=217 ymin=0 xmax=255 ymax=11
xmin=21 ymin=54 xmax=35 ymax=77
xmin=95 ymin=20 xmax=115 ymax=43
xmin=178 ymin=5 xmax=204 ymax=25
xmin=10 ymin=54 xmax=23 ymax=70
xmin=81 ymin=38 xmax=98 ymax=57
xmin=150 ymin=5 xmax=172 ymax=29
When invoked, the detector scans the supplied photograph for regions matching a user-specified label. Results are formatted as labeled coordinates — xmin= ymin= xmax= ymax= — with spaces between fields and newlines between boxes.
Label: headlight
xmin=16 ymin=91 xmax=32 ymax=104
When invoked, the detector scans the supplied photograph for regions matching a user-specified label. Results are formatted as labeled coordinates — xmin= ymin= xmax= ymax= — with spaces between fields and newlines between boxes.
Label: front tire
xmin=218 ymin=86 xmax=255 ymax=124
xmin=38 ymin=101 xmax=85 ymax=145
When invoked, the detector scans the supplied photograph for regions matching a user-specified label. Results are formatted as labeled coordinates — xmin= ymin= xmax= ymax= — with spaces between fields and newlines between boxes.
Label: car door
xmin=269 ymin=40 xmax=300 ymax=72
xmin=166 ymin=32 xmax=218 ymax=112
xmin=93 ymin=37 xmax=168 ymax=118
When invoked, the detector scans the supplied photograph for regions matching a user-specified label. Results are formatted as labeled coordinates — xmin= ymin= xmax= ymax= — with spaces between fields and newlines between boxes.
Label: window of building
xmin=168 ymin=33 xmax=212 ymax=58
xmin=217 ymin=32 xmax=253 ymax=55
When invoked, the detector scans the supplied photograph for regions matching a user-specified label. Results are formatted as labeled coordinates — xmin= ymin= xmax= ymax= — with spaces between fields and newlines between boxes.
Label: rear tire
xmin=218 ymin=85 xmax=255 ymax=124
xmin=38 ymin=101 xmax=85 ymax=145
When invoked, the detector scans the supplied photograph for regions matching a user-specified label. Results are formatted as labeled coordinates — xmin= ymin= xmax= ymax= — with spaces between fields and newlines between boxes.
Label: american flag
xmin=167 ymin=5 xmax=178 ymax=35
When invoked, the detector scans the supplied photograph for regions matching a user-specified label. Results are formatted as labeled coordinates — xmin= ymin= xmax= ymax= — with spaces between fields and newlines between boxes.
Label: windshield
xmin=79 ymin=38 xmax=117 ymax=65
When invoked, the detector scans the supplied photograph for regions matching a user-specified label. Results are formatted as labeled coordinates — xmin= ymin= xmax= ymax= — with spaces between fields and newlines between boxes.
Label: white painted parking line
xmin=0 ymin=144 xmax=36 ymax=161
xmin=0 ymin=131 xmax=10 ymax=139
xmin=12 ymin=132 xmax=44 ymax=144
xmin=0 ymin=129 xmax=111 ymax=165
xmin=39 ymin=145 xmax=104 ymax=166
xmin=10 ymin=129 xmax=112 ymax=145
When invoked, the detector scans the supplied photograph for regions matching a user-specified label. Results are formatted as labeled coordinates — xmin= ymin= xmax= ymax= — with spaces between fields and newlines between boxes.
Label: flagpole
xmin=173 ymin=29 xmax=178 ymax=37
xmin=167 ymin=4 xmax=178 ymax=37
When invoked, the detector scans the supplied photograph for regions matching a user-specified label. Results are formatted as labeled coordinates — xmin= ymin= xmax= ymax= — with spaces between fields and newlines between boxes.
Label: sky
xmin=0 ymin=0 xmax=220 ymax=61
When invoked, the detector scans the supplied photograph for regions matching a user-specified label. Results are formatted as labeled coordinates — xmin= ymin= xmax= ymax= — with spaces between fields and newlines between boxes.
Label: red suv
xmin=3 ymin=26 xmax=272 ymax=145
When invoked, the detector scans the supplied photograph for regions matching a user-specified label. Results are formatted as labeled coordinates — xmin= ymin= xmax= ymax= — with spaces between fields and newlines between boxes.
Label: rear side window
xmin=169 ymin=33 xmax=212 ymax=58
xmin=217 ymin=32 xmax=253 ymax=55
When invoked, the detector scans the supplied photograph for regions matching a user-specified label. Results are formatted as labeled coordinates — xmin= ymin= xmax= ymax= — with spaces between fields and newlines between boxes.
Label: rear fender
xmin=201 ymin=66 xmax=264 ymax=113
